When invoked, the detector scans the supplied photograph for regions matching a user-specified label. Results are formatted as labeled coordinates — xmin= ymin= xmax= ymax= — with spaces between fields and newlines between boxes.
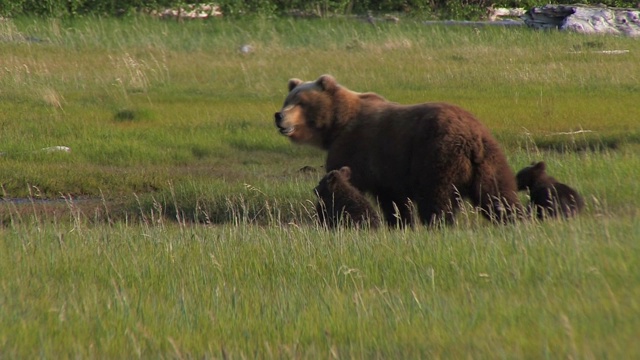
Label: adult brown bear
xmin=315 ymin=166 xmax=381 ymax=229
xmin=274 ymin=75 xmax=521 ymax=227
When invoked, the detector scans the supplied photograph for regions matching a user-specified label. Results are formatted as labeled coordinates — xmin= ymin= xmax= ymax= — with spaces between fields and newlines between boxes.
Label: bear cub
xmin=516 ymin=161 xmax=584 ymax=220
xmin=315 ymin=166 xmax=380 ymax=229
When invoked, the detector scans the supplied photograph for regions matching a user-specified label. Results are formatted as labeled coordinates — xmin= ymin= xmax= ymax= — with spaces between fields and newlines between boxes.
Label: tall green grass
xmin=1 ymin=204 xmax=638 ymax=357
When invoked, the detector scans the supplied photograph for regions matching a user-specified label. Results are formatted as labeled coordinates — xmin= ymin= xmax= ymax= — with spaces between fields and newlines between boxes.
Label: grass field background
xmin=1 ymin=16 xmax=639 ymax=357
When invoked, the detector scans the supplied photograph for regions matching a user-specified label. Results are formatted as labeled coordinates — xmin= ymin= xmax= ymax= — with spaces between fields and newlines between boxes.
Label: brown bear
xmin=315 ymin=166 xmax=381 ymax=229
xmin=274 ymin=75 xmax=522 ymax=227
xmin=516 ymin=161 xmax=585 ymax=220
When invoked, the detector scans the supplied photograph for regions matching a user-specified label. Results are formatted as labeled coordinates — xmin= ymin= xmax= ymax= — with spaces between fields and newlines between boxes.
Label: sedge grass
xmin=1 ymin=204 xmax=638 ymax=358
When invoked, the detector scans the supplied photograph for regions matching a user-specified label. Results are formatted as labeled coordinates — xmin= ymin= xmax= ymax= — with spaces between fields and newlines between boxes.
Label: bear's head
xmin=314 ymin=166 xmax=352 ymax=199
xmin=274 ymin=75 xmax=360 ymax=149
xmin=516 ymin=161 xmax=547 ymax=191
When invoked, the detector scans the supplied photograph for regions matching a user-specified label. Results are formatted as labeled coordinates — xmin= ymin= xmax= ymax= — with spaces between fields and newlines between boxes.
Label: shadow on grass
xmin=533 ymin=137 xmax=620 ymax=153
xmin=520 ymin=131 xmax=639 ymax=154
xmin=1 ymin=189 xmax=317 ymax=227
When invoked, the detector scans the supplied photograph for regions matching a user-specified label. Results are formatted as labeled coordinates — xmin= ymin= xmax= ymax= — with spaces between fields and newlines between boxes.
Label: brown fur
xmin=315 ymin=166 xmax=381 ymax=229
xmin=275 ymin=75 xmax=522 ymax=227
xmin=516 ymin=161 xmax=584 ymax=220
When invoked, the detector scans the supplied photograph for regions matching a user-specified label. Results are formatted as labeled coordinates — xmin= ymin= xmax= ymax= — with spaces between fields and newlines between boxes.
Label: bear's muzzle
xmin=274 ymin=112 xmax=293 ymax=135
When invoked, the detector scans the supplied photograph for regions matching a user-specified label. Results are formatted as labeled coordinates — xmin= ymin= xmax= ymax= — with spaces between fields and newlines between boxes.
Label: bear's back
xmin=530 ymin=182 xmax=584 ymax=219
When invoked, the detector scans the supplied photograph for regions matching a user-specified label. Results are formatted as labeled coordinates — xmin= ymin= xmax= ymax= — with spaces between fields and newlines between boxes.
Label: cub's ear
xmin=338 ymin=166 xmax=352 ymax=180
xmin=534 ymin=161 xmax=546 ymax=171
xmin=316 ymin=74 xmax=338 ymax=92
xmin=288 ymin=78 xmax=303 ymax=92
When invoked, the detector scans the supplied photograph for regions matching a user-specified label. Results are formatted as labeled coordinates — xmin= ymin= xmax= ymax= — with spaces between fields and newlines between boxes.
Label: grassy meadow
xmin=1 ymin=16 xmax=639 ymax=357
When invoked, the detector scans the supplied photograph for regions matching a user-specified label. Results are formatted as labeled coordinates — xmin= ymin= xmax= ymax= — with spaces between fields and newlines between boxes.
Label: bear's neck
xmin=533 ymin=174 xmax=557 ymax=188
xmin=321 ymin=90 xmax=386 ymax=149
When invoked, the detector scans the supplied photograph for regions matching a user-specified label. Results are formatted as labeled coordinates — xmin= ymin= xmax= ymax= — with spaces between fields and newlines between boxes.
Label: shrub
xmin=2 ymin=0 xmax=638 ymax=19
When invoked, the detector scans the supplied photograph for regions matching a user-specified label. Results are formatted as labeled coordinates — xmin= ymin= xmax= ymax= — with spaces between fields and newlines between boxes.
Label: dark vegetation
xmin=1 ymin=0 xmax=638 ymax=19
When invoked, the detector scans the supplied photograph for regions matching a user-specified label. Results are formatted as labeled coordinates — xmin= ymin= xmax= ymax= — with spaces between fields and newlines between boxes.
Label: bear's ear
xmin=316 ymin=74 xmax=338 ymax=92
xmin=326 ymin=172 xmax=338 ymax=186
xmin=288 ymin=78 xmax=303 ymax=92
xmin=338 ymin=166 xmax=351 ymax=180
xmin=534 ymin=161 xmax=546 ymax=171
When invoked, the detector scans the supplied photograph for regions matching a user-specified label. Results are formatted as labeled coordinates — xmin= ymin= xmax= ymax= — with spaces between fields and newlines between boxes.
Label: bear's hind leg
xmin=377 ymin=195 xmax=414 ymax=228
xmin=415 ymin=191 xmax=460 ymax=227
xmin=472 ymin=170 xmax=522 ymax=224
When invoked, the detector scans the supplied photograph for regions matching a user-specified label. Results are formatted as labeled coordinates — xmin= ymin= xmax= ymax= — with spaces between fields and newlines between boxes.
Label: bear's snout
xmin=274 ymin=111 xmax=292 ymax=135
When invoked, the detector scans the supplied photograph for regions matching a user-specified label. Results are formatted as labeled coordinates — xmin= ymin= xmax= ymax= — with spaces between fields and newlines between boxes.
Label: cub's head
xmin=314 ymin=166 xmax=352 ymax=199
xmin=274 ymin=74 xmax=343 ymax=149
xmin=516 ymin=161 xmax=547 ymax=191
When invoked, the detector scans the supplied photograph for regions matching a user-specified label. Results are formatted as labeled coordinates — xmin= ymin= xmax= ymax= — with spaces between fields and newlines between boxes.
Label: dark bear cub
xmin=516 ymin=161 xmax=584 ymax=220
xmin=315 ymin=166 xmax=380 ymax=229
